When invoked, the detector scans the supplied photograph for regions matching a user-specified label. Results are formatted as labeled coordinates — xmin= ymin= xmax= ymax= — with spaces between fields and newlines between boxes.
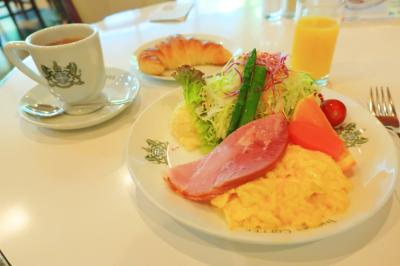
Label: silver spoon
xmin=21 ymin=98 xmax=134 ymax=118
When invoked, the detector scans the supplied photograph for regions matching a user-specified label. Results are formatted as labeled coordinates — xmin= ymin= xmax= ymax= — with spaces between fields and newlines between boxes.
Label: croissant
xmin=138 ymin=35 xmax=232 ymax=75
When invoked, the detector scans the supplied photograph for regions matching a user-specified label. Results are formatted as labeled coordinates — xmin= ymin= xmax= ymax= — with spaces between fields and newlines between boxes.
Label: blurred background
xmin=0 ymin=0 xmax=168 ymax=80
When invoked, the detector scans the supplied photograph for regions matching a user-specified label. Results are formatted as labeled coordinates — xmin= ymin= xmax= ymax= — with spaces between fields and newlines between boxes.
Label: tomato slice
xmin=288 ymin=121 xmax=346 ymax=160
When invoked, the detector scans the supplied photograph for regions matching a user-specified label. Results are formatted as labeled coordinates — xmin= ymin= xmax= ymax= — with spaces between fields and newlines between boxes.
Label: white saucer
xmin=19 ymin=67 xmax=140 ymax=130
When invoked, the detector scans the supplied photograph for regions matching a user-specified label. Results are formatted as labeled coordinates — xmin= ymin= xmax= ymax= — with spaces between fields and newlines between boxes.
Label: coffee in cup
xmin=4 ymin=23 xmax=106 ymax=115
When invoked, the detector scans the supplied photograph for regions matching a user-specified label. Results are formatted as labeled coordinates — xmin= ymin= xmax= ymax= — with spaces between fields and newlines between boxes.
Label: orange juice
xmin=291 ymin=16 xmax=340 ymax=80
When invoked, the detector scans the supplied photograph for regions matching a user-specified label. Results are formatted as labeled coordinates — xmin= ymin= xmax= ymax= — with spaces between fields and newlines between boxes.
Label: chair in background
xmin=46 ymin=0 xmax=80 ymax=23
xmin=1 ymin=0 xmax=46 ymax=39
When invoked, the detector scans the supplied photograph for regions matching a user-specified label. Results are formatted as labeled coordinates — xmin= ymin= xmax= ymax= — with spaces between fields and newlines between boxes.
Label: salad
xmin=166 ymin=49 xmax=360 ymax=232
xmin=173 ymin=49 xmax=320 ymax=152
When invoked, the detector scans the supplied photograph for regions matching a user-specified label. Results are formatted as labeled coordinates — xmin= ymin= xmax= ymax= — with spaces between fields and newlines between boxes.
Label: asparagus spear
xmin=227 ymin=48 xmax=257 ymax=135
xmin=239 ymin=65 xmax=267 ymax=126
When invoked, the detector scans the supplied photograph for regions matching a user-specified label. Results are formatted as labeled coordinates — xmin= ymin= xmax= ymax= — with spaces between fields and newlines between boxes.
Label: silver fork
xmin=369 ymin=86 xmax=400 ymax=138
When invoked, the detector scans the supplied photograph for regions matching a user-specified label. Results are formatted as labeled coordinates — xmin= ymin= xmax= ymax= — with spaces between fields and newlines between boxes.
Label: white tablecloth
xmin=0 ymin=1 xmax=399 ymax=265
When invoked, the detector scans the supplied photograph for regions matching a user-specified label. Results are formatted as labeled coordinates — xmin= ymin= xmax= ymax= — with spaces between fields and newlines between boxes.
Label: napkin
xmin=149 ymin=1 xmax=193 ymax=22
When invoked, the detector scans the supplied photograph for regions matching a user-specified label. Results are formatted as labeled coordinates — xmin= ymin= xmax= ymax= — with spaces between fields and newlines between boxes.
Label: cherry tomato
xmin=321 ymin=99 xmax=347 ymax=127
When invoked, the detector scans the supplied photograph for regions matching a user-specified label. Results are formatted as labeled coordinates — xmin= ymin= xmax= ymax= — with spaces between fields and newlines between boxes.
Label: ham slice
xmin=166 ymin=113 xmax=288 ymax=201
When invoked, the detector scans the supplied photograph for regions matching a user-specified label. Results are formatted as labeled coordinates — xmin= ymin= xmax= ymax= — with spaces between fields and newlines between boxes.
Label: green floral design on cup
xmin=41 ymin=61 xmax=84 ymax=88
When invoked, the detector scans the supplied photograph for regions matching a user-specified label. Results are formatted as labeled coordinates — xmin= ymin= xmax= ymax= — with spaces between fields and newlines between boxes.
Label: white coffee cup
xmin=4 ymin=23 xmax=106 ymax=115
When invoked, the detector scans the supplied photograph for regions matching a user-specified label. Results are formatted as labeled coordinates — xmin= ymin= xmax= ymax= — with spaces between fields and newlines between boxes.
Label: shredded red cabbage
xmin=254 ymin=52 xmax=289 ymax=90
xmin=233 ymin=67 xmax=242 ymax=83
xmin=223 ymin=51 xmax=289 ymax=98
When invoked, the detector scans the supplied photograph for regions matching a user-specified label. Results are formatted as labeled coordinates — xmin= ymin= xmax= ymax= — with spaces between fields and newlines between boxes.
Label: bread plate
xmin=131 ymin=34 xmax=242 ymax=81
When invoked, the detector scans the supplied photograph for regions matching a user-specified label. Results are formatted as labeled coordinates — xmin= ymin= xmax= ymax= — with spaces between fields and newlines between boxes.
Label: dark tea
xmin=46 ymin=37 xmax=82 ymax=46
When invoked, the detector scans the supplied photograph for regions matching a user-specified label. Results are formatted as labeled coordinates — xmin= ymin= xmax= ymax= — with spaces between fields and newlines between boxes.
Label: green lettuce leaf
xmin=173 ymin=65 xmax=241 ymax=151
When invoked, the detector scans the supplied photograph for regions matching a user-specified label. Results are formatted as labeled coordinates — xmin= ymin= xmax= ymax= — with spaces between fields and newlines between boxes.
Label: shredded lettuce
xmin=257 ymin=71 xmax=320 ymax=119
xmin=199 ymin=69 xmax=241 ymax=139
xmin=173 ymin=66 xmax=214 ymax=152
xmin=174 ymin=65 xmax=319 ymax=151
xmin=281 ymin=71 xmax=319 ymax=117
xmin=174 ymin=65 xmax=241 ymax=151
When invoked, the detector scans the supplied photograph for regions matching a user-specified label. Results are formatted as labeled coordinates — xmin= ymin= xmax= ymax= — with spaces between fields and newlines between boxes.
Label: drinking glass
xmin=263 ymin=0 xmax=288 ymax=21
xmin=291 ymin=0 xmax=344 ymax=86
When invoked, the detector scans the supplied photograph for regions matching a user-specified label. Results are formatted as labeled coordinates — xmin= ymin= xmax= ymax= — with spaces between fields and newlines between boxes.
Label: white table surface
xmin=0 ymin=1 xmax=400 ymax=265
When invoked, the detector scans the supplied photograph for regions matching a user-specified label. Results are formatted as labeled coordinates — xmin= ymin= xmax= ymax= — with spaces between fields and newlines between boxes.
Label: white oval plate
xmin=20 ymin=67 xmax=140 ymax=130
xmin=126 ymin=88 xmax=398 ymax=245
xmin=131 ymin=34 xmax=242 ymax=81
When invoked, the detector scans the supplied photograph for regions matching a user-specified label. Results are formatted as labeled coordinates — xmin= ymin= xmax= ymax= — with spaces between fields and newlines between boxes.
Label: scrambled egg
xmin=171 ymin=104 xmax=352 ymax=232
xmin=171 ymin=102 xmax=201 ymax=151
xmin=211 ymin=145 xmax=352 ymax=232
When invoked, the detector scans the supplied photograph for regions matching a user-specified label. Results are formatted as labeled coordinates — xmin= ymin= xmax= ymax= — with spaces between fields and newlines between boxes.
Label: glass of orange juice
xmin=291 ymin=0 xmax=344 ymax=86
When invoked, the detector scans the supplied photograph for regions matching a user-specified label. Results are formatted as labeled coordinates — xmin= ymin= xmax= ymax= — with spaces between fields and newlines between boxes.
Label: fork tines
xmin=369 ymin=86 xmax=399 ymax=128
